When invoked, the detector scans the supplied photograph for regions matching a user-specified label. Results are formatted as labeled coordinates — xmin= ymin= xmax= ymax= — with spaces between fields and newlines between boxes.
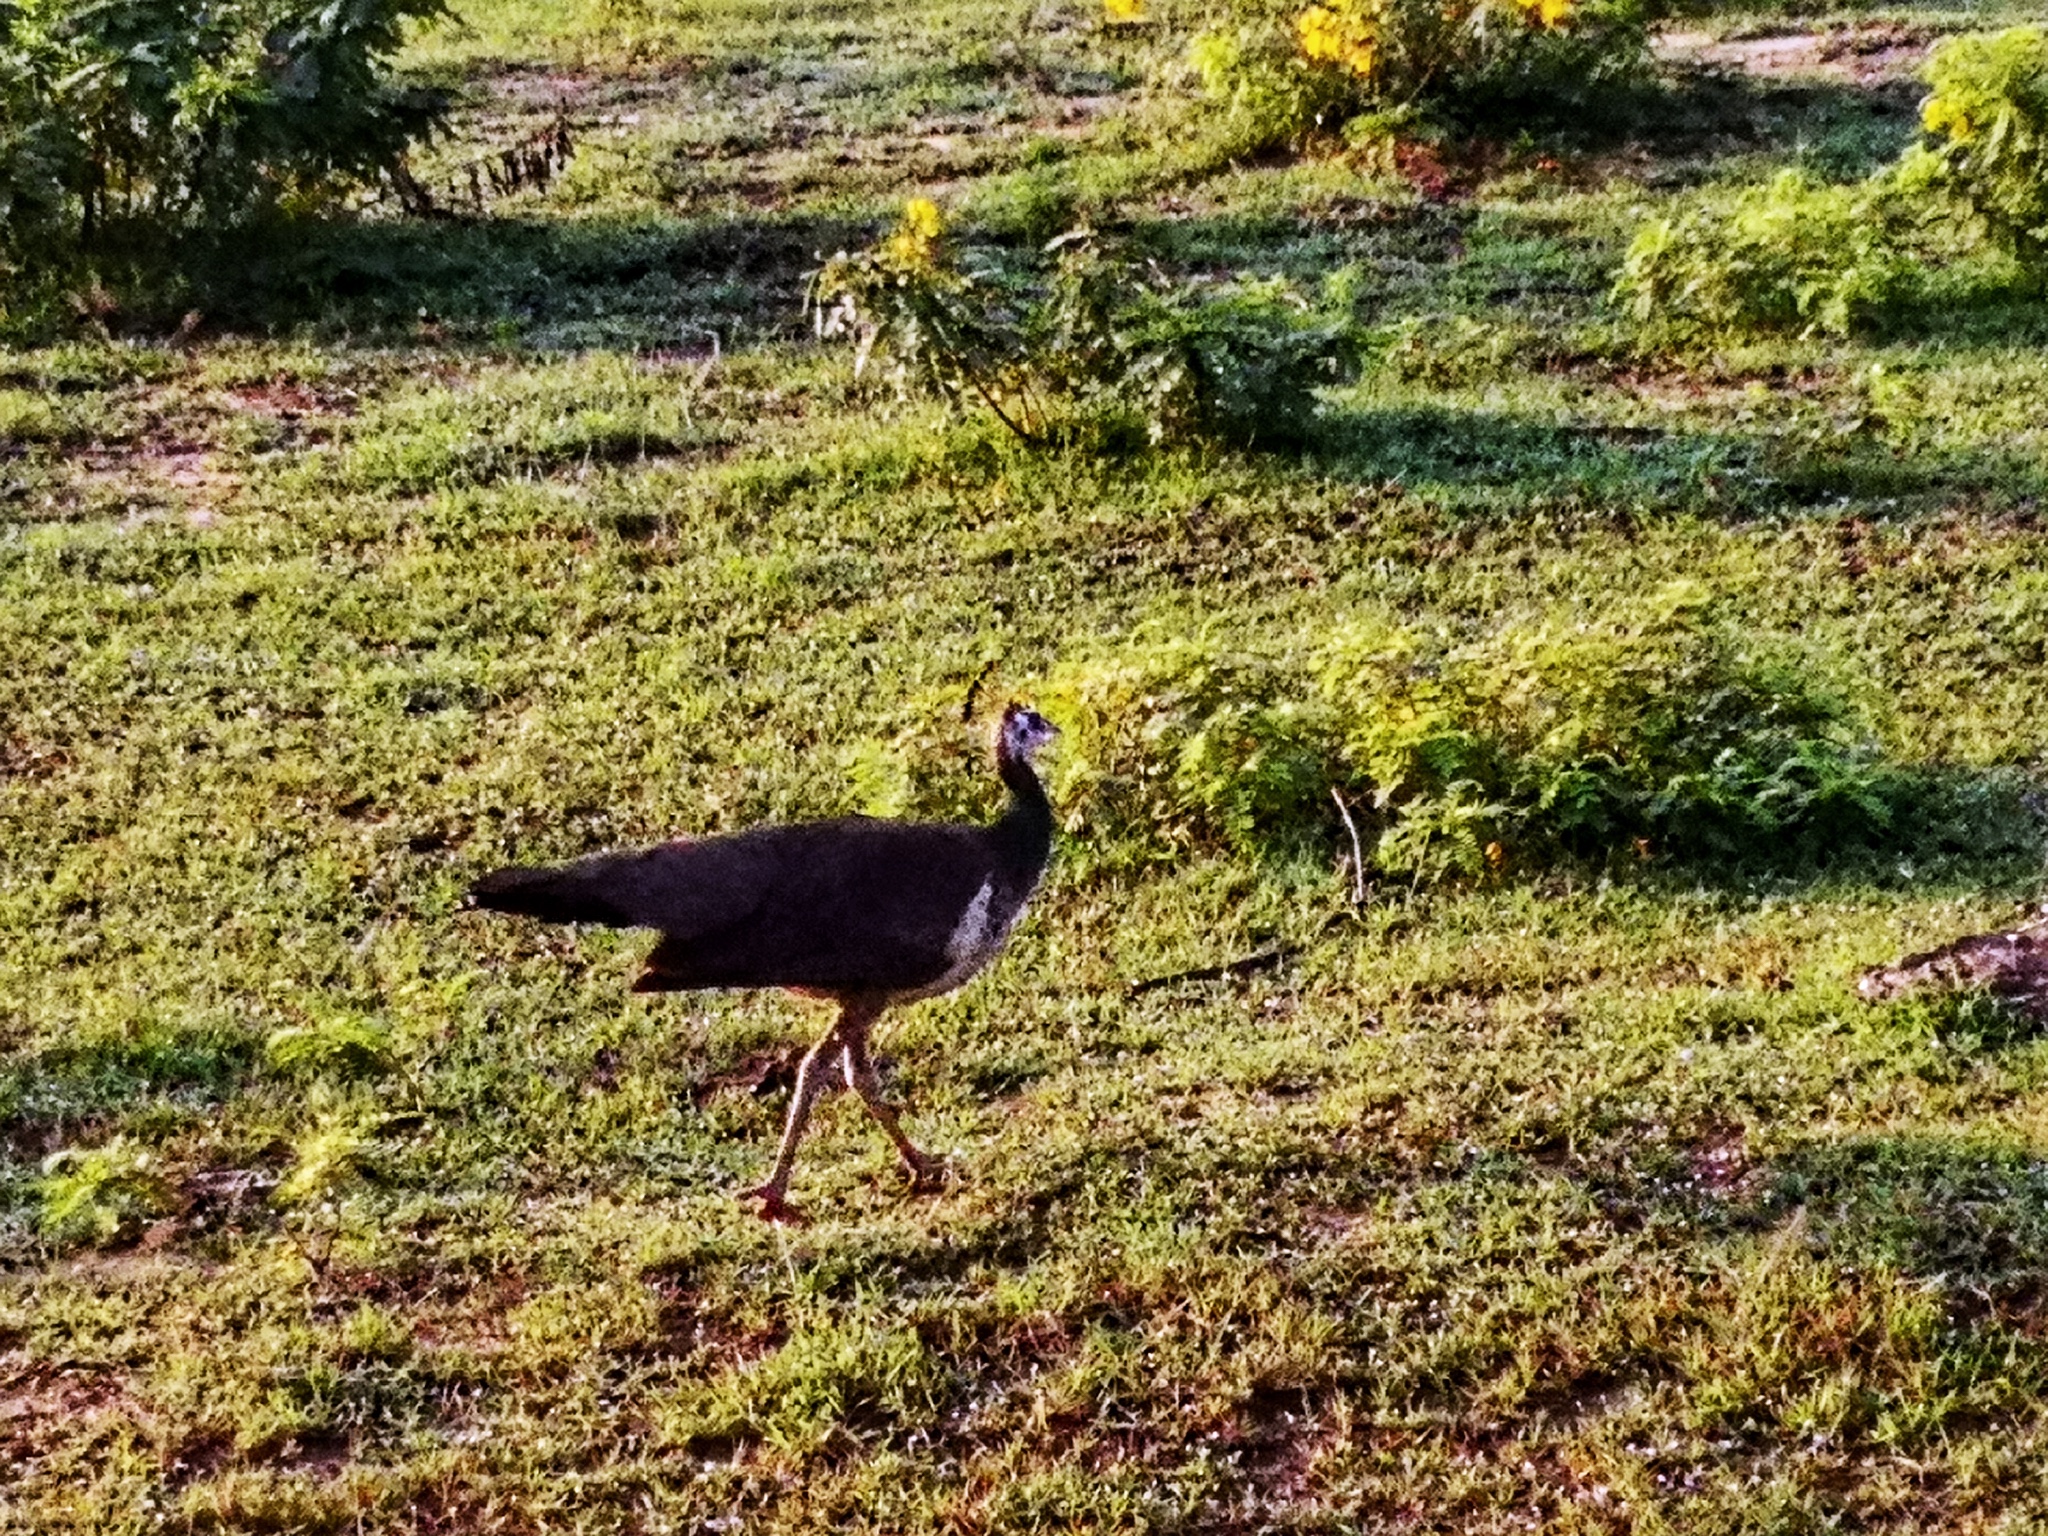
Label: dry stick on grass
xmin=1128 ymin=948 xmax=1294 ymax=996
xmin=961 ymin=659 xmax=999 ymax=723
xmin=1129 ymin=788 xmax=1368 ymax=996
xmin=1331 ymin=786 xmax=1367 ymax=908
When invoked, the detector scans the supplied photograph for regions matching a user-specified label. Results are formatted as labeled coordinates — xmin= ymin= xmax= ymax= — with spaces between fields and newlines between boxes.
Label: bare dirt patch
xmin=1211 ymin=1388 xmax=1346 ymax=1513
xmin=1658 ymin=24 xmax=1935 ymax=87
xmin=251 ymin=1425 xmax=356 ymax=1479
xmin=1687 ymin=1121 xmax=1756 ymax=1198
xmin=312 ymin=1259 xmax=533 ymax=1354
xmin=227 ymin=378 xmax=359 ymax=422
xmin=1860 ymin=910 xmax=2048 ymax=1024
xmin=636 ymin=1265 xmax=785 ymax=1366
xmin=0 ymin=1354 xmax=149 ymax=1464
xmin=0 ymin=736 xmax=73 ymax=781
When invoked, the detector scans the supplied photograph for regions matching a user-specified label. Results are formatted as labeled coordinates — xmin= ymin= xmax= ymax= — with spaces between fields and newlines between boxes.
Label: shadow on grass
xmin=0 ymin=1018 xmax=263 ymax=1181
xmin=1624 ymin=63 xmax=1925 ymax=181
xmin=22 ymin=52 xmax=1935 ymax=347
xmin=1199 ymin=751 xmax=2044 ymax=915
xmin=1305 ymin=399 xmax=2048 ymax=517
xmin=1753 ymin=1130 xmax=2048 ymax=1359
xmin=156 ymin=209 xmax=876 ymax=345
xmin=1580 ymin=1117 xmax=2048 ymax=1345
xmin=1768 ymin=1130 xmax=2048 ymax=1308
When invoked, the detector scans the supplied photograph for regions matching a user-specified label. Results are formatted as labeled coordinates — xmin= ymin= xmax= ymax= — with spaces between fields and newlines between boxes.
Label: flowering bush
xmin=1895 ymin=26 xmax=2048 ymax=268
xmin=1185 ymin=0 xmax=1650 ymax=154
xmin=1294 ymin=0 xmax=1594 ymax=102
xmin=1617 ymin=25 xmax=2048 ymax=340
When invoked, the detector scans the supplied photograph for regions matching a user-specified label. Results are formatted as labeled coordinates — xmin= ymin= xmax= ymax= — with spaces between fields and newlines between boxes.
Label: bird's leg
xmin=841 ymin=1013 xmax=945 ymax=1194
xmin=741 ymin=1025 xmax=845 ymax=1224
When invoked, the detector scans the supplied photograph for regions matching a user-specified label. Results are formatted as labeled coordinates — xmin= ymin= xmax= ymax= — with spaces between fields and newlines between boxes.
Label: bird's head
xmin=998 ymin=703 xmax=1060 ymax=765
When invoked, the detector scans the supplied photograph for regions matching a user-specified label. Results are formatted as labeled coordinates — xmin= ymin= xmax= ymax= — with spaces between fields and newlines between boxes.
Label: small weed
xmin=673 ymin=1318 xmax=951 ymax=1454
xmin=811 ymin=201 xmax=1358 ymax=446
xmin=265 ymin=1012 xmax=400 ymax=1081
xmin=37 ymin=1138 xmax=171 ymax=1248
xmin=275 ymin=1115 xmax=379 ymax=1208
xmin=963 ymin=167 xmax=1086 ymax=245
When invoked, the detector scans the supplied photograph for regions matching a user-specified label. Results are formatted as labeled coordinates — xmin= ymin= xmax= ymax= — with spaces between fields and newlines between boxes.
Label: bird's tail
xmin=467 ymin=862 xmax=634 ymax=926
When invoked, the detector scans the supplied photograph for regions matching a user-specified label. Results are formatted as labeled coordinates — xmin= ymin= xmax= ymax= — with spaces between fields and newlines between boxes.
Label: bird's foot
xmin=902 ymin=1152 xmax=950 ymax=1196
xmin=740 ymin=1183 xmax=808 ymax=1225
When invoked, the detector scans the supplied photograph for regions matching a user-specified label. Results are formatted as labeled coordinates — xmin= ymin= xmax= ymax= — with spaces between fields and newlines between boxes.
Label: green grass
xmin=7 ymin=0 xmax=2048 ymax=1530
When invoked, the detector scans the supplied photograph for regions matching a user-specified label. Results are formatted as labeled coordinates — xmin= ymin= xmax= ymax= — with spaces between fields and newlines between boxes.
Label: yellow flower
xmin=1297 ymin=6 xmax=1343 ymax=61
xmin=882 ymin=198 xmax=945 ymax=269
xmin=1922 ymin=96 xmax=1974 ymax=143
xmin=1103 ymin=0 xmax=1145 ymax=20
xmin=1297 ymin=3 xmax=1378 ymax=78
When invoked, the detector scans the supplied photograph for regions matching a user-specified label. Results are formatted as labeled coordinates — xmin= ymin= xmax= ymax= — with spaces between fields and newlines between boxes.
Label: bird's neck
xmin=993 ymin=750 xmax=1054 ymax=870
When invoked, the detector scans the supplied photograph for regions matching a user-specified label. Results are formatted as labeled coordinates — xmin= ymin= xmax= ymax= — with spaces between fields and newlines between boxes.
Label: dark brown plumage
xmin=469 ymin=704 xmax=1060 ymax=1221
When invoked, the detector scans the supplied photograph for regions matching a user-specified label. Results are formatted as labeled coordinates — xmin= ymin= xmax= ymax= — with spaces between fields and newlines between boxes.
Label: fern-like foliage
xmin=0 ymin=0 xmax=447 ymax=261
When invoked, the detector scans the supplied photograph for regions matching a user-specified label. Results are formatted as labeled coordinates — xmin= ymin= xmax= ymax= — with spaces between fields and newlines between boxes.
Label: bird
xmin=468 ymin=703 xmax=1060 ymax=1222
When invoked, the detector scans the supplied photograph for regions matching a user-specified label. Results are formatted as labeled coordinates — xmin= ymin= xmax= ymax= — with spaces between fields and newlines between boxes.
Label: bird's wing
xmin=630 ymin=821 xmax=1001 ymax=991
xmin=563 ymin=831 xmax=790 ymax=937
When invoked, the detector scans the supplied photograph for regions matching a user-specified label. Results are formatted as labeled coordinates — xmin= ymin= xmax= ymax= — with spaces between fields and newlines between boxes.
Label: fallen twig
xmin=1128 ymin=947 xmax=1295 ymax=996
xmin=1331 ymin=786 xmax=1367 ymax=908
xmin=961 ymin=659 xmax=999 ymax=723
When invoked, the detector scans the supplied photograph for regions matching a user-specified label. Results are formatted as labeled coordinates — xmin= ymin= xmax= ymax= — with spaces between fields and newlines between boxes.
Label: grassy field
xmin=8 ymin=0 xmax=2048 ymax=1530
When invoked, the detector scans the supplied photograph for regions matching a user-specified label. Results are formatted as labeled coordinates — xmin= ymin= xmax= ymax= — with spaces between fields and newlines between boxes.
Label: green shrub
xmin=38 ymin=1137 xmax=171 ymax=1247
xmin=1615 ymin=171 xmax=1921 ymax=338
xmin=1319 ymin=586 xmax=1916 ymax=874
xmin=0 ymin=0 xmax=448 ymax=265
xmin=1043 ymin=590 xmax=1940 ymax=879
xmin=1049 ymin=255 xmax=1357 ymax=447
xmin=1618 ymin=26 xmax=2048 ymax=340
xmin=810 ymin=202 xmax=1358 ymax=448
xmin=1897 ymin=26 xmax=2048 ymax=269
xmin=1043 ymin=638 xmax=1339 ymax=861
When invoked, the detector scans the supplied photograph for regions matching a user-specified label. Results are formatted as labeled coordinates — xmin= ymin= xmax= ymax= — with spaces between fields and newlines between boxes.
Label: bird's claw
xmin=904 ymin=1154 xmax=950 ymax=1196
xmin=740 ymin=1184 xmax=808 ymax=1225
